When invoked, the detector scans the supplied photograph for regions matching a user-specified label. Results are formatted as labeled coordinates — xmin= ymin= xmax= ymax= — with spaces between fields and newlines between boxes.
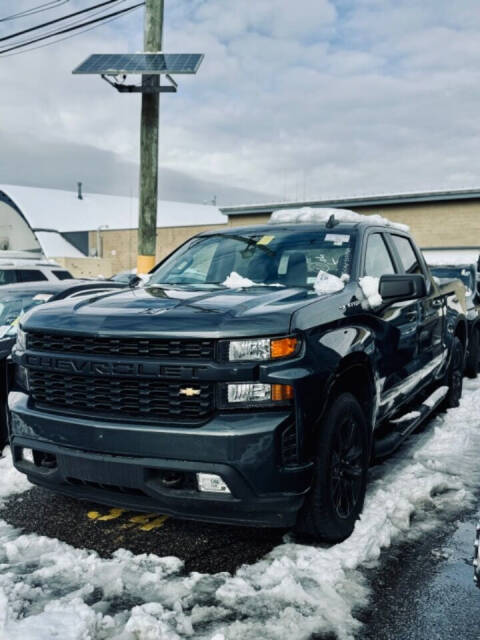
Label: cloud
xmin=0 ymin=0 xmax=479 ymax=205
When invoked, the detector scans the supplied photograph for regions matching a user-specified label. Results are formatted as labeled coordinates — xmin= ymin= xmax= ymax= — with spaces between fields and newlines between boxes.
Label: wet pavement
xmin=361 ymin=502 xmax=480 ymax=639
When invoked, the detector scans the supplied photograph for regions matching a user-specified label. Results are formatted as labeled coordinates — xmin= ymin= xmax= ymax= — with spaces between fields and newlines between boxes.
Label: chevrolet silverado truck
xmin=8 ymin=213 xmax=467 ymax=541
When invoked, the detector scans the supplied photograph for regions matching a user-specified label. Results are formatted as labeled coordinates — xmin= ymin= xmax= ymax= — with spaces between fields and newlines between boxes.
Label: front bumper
xmin=9 ymin=393 xmax=312 ymax=528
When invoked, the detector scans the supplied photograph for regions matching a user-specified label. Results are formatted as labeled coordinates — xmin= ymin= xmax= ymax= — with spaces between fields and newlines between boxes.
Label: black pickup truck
xmin=8 ymin=214 xmax=467 ymax=541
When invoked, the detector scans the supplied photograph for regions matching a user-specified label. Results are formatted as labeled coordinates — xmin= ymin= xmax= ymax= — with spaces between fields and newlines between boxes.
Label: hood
xmin=21 ymin=285 xmax=323 ymax=338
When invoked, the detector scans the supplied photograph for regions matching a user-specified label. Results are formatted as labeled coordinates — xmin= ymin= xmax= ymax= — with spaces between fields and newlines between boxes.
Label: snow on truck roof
xmin=269 ymin=207 xmax=409 ymax=231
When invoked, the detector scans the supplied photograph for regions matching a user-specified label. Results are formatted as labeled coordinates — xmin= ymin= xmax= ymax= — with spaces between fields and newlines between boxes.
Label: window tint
xmin=364 ymin=234 xmax=395 ymax=277
xmin=0 ymin=270 xmax=16 ymax=285
xmin=16 ymin=270 xmax=48 ymax=283
xmin=52 ymin=270 xmax=73 ymax=280
xmin=391 ymin=235 xmax=421 ymax=274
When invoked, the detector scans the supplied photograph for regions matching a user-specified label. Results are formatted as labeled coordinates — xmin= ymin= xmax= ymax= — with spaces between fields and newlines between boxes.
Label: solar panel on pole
xmin=73 ymin=53 xmax=204 ymax=75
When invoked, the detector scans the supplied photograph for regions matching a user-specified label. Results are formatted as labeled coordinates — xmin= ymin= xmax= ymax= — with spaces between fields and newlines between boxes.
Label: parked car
xmin=8 ymin=213 xmax=468 ymax=541
xmin=0 ymin=279 xmax=128 ymax=449
xmin=429 ymin=261 xmax=480 ymax=377
xmin=0 ymin=260 xmax=74 ymax=285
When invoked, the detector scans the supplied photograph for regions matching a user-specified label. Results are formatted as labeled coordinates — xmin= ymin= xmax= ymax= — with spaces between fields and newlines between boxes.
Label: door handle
xmin=406 ymin=311 xmax=417 ymax=322
xmin=432 ymin=299 xmax=443 ymax=308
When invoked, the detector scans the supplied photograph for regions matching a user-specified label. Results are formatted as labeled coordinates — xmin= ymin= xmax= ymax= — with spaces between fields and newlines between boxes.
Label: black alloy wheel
xmin=295 ymin=392 xmax=369 ymax=542
xmin=330 ymin=416 xmax=364 ymax=519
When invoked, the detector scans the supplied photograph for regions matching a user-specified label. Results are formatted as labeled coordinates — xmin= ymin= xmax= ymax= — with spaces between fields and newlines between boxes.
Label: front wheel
xmin=295 ymin=392 xmax=369 ymax=542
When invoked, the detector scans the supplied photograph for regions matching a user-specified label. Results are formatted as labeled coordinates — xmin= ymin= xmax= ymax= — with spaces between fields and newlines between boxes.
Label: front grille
xmin=28 ymin=370 xmax=214 ymax=422
xmin=27 ymin=332 xmax=215 ymax=360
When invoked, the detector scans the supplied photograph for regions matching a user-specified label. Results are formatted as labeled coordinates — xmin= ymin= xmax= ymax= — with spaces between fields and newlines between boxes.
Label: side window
xmin=391 ymin=235 xmax=421 ymax=274
xmin=364 ymin=234 xmax=396 ymax=277
xmin=16 ymin=270 xmax=48 ymax=283
xmin=52 ymin=270 xmax=73 ymax=280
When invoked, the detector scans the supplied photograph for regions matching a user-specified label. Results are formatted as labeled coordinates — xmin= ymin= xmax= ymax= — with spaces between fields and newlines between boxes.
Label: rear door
xmin=388 ymin=234 xmax=445 ymax=374
xmin=362 ymin=230 xmax=422 ymax=418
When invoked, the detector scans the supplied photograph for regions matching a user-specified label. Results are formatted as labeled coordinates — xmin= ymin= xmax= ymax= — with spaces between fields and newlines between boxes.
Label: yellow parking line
xmin=87 ymin=508 xmax=126 ymax=521
xmin=139 ymin=515 xmax=169 ymax=531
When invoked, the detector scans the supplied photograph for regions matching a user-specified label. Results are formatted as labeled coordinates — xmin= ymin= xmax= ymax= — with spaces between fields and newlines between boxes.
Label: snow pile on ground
xmin=358 ymin=276 xmax=382 ymax=309
xmin=222 ymin=272 xmax=255 ymax=288
xmin=313 ymin=270 xmax=345 ymax=295
xmin=269 ymin=207 xmax=409 ymax=231
xmin=0 ymin=448 xmax=30 ymax=507
xmin=1 ymin=381 xmax=480 ymax=639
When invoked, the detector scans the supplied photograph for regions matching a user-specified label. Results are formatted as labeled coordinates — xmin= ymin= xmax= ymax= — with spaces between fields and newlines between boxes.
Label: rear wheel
xmin=295 ymin=393 xmax=369 ymax=542
xmin=442 ymin=336 xmax=464 ymax=409
xmin=465 ymin=328 xmax=480 ymax=379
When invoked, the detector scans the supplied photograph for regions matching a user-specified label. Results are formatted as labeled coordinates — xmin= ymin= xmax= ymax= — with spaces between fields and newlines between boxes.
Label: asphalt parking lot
xmin=0 ymin=485 xmax=284 ymax=575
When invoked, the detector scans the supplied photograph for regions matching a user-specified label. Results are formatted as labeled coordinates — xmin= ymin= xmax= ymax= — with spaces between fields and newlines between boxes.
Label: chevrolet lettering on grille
xmin=24 ymin=354 xmax=203 ymax=379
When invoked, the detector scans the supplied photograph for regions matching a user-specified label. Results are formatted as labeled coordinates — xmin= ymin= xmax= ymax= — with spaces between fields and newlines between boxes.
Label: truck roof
xmin=200 ymin=220 xmax=409 ymax=237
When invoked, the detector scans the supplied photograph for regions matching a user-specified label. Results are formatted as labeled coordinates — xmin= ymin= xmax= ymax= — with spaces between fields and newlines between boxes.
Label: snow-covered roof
xmin=423 ymin=249 xmax=480 ymax=266
xmin=35 ymin=231 xmax=84 ymax=258
xmin=0 ymin=184 xmax=227 ymax=233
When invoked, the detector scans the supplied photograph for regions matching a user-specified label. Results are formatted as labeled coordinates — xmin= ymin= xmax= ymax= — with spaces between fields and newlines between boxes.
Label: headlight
xmin=16 ymin=327 xmax=27 ymax=350
xmin=228 ymin=336 xmax=298 ymax=361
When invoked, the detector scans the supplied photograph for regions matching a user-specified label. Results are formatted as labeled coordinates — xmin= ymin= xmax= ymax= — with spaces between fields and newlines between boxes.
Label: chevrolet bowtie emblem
xmin=179 ymin=387 xmax=201 ymax=397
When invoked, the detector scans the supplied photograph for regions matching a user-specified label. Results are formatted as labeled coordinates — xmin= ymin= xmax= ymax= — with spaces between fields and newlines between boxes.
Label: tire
xmin=295 ymin=392 xmax=369 ymax=542
xmin=442 ymin=336 xmax=464 ymax=409
xmin=465 ymin=328 xmax=480 ymax=379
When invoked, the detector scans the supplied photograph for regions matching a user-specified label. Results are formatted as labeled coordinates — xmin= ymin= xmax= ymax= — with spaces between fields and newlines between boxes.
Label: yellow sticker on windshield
xmin=257 ymin=235 xmax=274 ymax=246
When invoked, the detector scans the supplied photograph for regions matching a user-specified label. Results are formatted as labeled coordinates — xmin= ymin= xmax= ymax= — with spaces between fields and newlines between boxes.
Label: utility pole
xmin=137 ymin=0 xmax=164 ymax=274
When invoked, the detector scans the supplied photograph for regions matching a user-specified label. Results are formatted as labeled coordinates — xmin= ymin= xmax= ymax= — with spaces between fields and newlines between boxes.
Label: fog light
xmin=227 ymin=383 xmax=271 ymax=403
xmin=22 ymin=448 xmax=34 ymax=464
xmin=196 ymin=473 xmax=231 ymax=494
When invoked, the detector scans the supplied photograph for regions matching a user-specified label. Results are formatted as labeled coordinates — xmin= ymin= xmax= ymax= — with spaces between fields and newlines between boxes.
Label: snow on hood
xmin=359 ymin=276 xmax=383 ymax=309
xmin=313 ymin=270 xmax=346 ymax=295
xmin=2 ymin=381 xmax=480 ymax=638
xmin=269 ymin=206 xmax=409 ymax=231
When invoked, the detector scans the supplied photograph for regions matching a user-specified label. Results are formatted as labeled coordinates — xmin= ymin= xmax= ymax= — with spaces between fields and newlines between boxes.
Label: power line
xmin=0 ymin=2 xmax=144 ymax=55
xmin=0 ymin=0 xmax=124 ymax=42
xmin=0 ymin=5 xmax=142 ymax=58
xmin=0 ymin=1 xmax=70 ymax=23
xmin=6 ymin=0 xmax=130 ymax=50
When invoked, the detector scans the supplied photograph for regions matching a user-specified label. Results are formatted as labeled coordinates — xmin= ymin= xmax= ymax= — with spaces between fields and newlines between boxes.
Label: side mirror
xmin=379 ymin=274 xmax=427 ymax=300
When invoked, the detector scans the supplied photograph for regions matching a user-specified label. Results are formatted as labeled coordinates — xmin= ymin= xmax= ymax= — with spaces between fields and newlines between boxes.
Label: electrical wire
xmin=0 ymin=1 xmax=70 ymax=23
xmin=0 ymin=4 xmax=144 ymax=57
xmin=0 ymin=0 xmax=124 ymax=41
xmin=0 ymin=2 xmax=144 ymax=55
xmin=5 ymin=0 xmax=130 ymax=50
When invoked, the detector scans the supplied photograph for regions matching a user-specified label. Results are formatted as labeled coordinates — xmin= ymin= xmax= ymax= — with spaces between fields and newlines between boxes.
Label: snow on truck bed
xmin=1 ymin=380 xmax=480 ymax=640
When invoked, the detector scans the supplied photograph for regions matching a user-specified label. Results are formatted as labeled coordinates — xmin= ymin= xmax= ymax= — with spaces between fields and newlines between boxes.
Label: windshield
xmin=430 ymin=266 xmax=474 ymax=291
xmin=149 ymin=230 xmax=356 ymax=288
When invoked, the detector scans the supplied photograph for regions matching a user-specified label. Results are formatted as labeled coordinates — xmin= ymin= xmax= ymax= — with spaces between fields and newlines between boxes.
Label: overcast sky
xmin=0 ymin=0 xmax=479 ymax=205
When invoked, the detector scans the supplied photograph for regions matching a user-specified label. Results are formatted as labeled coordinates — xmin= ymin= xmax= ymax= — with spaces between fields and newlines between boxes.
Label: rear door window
xmin=52 ymin=270 xmax=73 ymax=280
